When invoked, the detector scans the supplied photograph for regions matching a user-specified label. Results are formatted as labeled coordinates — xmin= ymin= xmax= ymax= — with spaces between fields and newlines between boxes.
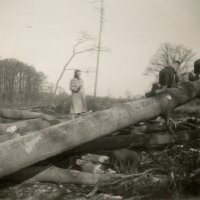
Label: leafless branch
xmin=144 ymin=43 xmax=196 ymax=79
xmin=54 ymin=31 xmax=108 ymax=96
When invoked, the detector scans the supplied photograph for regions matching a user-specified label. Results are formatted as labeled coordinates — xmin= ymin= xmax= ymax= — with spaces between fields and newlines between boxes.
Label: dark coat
xmin=159 ymin=66 xmax=179 ymax=88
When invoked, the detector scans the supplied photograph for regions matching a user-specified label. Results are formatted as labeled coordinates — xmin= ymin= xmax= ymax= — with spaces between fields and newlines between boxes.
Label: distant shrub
xmin=40 ymin=93 xmax=132 ymax=114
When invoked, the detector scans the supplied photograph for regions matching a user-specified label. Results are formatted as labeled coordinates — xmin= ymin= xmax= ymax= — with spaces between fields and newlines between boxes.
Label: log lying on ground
xmin=17 ymin=167 xmax=168 ymax=199
xmin=0 ymin=107 xmax=56 ymax=120
xmin=81 ymin=154 xmax=109 ymax=164
xmin=2 ymin=128 xmax=200 ymax=183
xmin=2 ymin=165 xmax=99 ymax=185
xmin=11 ymin=128 xmax=200 ymax=169
xmin=0 ymin=119 xmax=52 ymax=135
xmin=70 ymin=129 xmax=200 ymax=155
xmin=130 ymin=119 xmax=198 ymax=135
xmin=0 ymin=119 xmax=58 ymax=143
xmin=131 ymin=122 xmax=166 ymax=134
xmin=23 ymin=166 xmax=166 ymax=189
xmin=0 ymin=81 xmax=200 ymax=178
xmin=28 ymin=167 xmax=100 ymax=185
xmin=70 ymin=134 xmax=147 ymax=154
xmin=0 ymin=133 xmax=21 ymax=143
xmin=76 ymin=154 xmax=109 ymax=173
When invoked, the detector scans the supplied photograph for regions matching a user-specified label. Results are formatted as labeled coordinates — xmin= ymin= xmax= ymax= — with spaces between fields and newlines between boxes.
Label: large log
xmin=0 ymin=108 xmax=56 ymax=120
xmin=0 ymin=119 xmax=52 ymax=135
xmin=25 ymin=167 xmax=99 ymax=185
xmin=21 ymin=166 xmax=167 ymax=192
xmin=0 ymin=119 xmax=57 ymax=143
xmin=3 ymin=128 xmax=200 ymax=183
xmin=0 ymin=81 xmax=200 ymax=178
xmin=68 ymin=129 xmax=200 ymax=155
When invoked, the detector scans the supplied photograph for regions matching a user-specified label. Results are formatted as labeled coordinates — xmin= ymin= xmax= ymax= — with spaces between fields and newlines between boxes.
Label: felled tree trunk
xmin=0 ymin=119 xmax=58 ymax=143
xmin=17 ymin=167 xmax=168 ymax=199
xmin=0 ymin=119 xmax=52 ymax=135
xmin=131 ymin=122 xmax=167 ymax=134
xmin=0 ymin=108 xmax=56 ymax=120
xmin=5 ymin=166 xmax=99 ymax=185
xmin=0 ymin=133 xmax=21 ymax=143
xmin=27 ymin=167 xmax=99 ymax=185
xmin=71 ymin=134 xmax=147 ymax=154
xmin=0 ymin=81 xmax=200 ymax=178
xmin=71 ymin=129 xmax=200 ymax=154
xmin=23 ymin=166 xmax=166 ymax=189
xmin=130 ymin=119 xmax=199 ymax=135
xmin=2 ymin=129 xmax=200 ymax=183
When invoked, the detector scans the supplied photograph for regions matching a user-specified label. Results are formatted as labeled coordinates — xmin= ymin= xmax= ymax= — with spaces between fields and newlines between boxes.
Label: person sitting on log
xmin=189 ymin=59 xmax=200 ymax=81
xmin=145 ymin=60 xmax=181 ymax=97
xmin=156 ymin=61 xmax=181 ymax=136
xmin=146 ymin=61 xmax=181 ymax=136
xmin=155 ymin=60 xmax=181 ymax=94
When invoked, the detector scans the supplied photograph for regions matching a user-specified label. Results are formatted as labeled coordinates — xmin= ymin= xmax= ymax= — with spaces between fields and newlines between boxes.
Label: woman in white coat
xmin=70 ymin=70 xmax=87 ymax=118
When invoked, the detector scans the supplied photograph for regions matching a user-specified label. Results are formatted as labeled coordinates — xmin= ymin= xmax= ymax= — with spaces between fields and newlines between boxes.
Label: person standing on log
xmin=70 ymin=70 xmax=87 ymax=119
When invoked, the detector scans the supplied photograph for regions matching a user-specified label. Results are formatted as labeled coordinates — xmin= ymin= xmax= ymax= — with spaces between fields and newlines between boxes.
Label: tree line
xmin=0 ymin=58 xmax=46 ymax=104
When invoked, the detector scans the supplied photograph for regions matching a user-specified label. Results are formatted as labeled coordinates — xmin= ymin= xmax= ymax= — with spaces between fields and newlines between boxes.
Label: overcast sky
xmin=0 ymin=0 xmax=200 ymax=97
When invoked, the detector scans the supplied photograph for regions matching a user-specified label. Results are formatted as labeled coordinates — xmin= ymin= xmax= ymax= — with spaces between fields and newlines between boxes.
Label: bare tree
xmin=54 ymin=32 xmax=98 ymax=95
xmin=144 ymin=43 xmax=196 ymax=79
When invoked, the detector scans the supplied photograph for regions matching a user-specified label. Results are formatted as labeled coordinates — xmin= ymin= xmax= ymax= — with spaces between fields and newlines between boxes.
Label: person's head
xmin=171 ymin=60 xmax=180 ymax=71
xmin=74 ymin=69 xmax=81 ymax=79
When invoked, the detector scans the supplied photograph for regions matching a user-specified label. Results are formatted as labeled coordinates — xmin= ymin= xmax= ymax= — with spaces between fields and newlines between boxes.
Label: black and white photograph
xmin=0 ymin=0 xmax=200 ymax=199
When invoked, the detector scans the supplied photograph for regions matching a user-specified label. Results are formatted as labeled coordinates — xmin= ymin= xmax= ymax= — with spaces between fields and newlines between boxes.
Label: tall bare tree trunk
xmin=93 ymin=0 xmax=104 ymax=110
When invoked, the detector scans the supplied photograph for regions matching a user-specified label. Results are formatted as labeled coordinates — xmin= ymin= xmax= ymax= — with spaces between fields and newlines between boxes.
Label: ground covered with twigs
xmin=0 ymin=106 xmax=200 ymax=200
xmin=0 ymin=142 xmax=200 ymax=200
